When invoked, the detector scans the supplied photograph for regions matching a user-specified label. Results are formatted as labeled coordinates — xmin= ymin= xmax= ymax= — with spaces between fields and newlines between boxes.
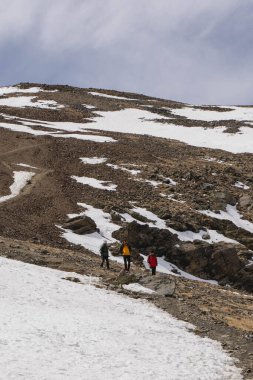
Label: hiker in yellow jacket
xmin=120 ymin=240 xmax=132 ymax=271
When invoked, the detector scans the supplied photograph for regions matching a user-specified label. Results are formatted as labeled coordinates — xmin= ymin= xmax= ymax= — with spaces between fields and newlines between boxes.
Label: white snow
xmin=0 ymin=121 xmax=116 ymax=143
xmin=62 ymin=203 xmax=121 ymax=259
xmin=202 ymin=157 xmax=226 ymax=164
xmin=107 ymin=163 xmax=141 ymax=176
xmin=0 ymin=171 xmax=35 ymax=203
xmin=161 ymin=193 xmax=186 ymax=204
xmin=123 ymin=283 xmax=156 ymax=294
xmin=82 ymin=104 xmax=96 ymax=109
xmin=0 ymin=96 xmax=64 ymax=109
xmin=75 ymin=108 xmax=253 ymax=154
xmin=72 ymin=175 xmax=117 ymax=191
xmin=2 ymin=107 xmax=253 ymax=153
xmin=89 ymin=91 xmax=139 ymax=101
xmin=80 ymin=157 xmax=107 ymax=164
xmin=199 ymin=204 xmax=253 ymax=234
xmin=0 ymin=257 xmax=241 ymax=380
xmin=171 ymin=106 xmax=253 ymax=122
xmin=56 ymin=133 xmax=115 ymax=143
xmin=0 ymin=86 xmax=43 ymax=96
xmin=144 ymin=179 xmax=163 ymax=187
xmin=16 ymin=163 xmax=38 ymax=169
xmin=234 ymin=181 xmax=250 ymax=190
xmin=131 ymin=206 xmax=240 ymax=245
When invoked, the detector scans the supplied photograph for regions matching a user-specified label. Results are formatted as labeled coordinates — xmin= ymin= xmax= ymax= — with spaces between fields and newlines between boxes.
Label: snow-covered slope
xmin=0 ymin=257 xmax=242 ymax=380
xmin=1 ymin=86 xmax=253 ymax=153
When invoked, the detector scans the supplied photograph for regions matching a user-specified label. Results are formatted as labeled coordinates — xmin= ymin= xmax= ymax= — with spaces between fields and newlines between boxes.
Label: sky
xmin=0 ymin=0 xmax=252 ymax=105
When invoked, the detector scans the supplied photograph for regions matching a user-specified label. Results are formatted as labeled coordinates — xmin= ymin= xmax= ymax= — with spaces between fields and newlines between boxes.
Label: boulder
xmin=211 ymin=245 xmax=242 ymax=280
xmin=63 ymin=215 xmax=97 ymax=235
xmin=110 ymin=210 xmax=123 ymax=223
xmin=239 ymin=194 xmax=253 ymax=209
xmin=213 ymin=191 xmax=236 ymax=209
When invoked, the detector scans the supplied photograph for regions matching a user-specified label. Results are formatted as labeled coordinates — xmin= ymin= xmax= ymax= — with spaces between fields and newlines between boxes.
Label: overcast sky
xmin=0 ymin=0 xmax=252 ymax=104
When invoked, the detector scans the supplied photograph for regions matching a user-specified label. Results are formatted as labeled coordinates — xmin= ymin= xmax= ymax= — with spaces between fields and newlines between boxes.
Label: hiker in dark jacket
xmin=100 ymin=241 xmax=110 ymax=269
xmin=147 ymin=250 xmax=158 ymax=275
xmin=119 ymin=240 xmax=132 ymax=271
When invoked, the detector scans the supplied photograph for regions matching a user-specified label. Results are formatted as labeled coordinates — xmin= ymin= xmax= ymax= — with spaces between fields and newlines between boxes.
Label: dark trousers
xmin=123 ymin=256 xmax=131 ymax=271
xmin=101 ymin=257 xmax=109 ymax=269
xmin=151 ymin=267 xmax=156 ymax=275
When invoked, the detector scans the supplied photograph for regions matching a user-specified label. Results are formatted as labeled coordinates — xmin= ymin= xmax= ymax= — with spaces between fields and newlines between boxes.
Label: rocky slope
xmin=0 ymin=82 xmax=253 ymax=377
xmin=0 ymin=82 xmax=252 ymax=290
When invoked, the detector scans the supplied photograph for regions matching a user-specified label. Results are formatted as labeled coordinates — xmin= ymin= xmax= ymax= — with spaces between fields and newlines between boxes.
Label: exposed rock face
xmin=63 ymin=216 xmax=97 ymax=235
xmin=170 ymin=242 xmax=244 ymax=281
xmin=113 ymin=221 xmax=253 ymax=290
xmin=112 ymin=221 xmax=178 ymax=256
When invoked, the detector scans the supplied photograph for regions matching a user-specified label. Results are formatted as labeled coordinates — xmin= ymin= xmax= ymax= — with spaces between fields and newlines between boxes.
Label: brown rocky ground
xmin=0 ymin=102 xmax=252 ymax=288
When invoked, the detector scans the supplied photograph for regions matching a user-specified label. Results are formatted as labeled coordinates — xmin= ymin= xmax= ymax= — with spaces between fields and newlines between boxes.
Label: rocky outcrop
xmin=112 ymin=221 xmax=253 ymax=290
xmin=112 ymin=221 xmax=178 ymax=256
xmin=63 ymin=215 xmax=97 ymax=235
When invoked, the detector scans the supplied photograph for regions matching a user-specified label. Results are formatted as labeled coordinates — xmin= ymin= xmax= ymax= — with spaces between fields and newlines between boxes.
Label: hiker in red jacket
xmin=147 ymin=250 xmax=158 ymax=275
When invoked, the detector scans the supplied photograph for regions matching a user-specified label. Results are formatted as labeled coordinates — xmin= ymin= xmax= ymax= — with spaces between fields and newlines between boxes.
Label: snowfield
xmin=80 ymin=108 xmax=253 ymax=154
xmin=0 ymin=86 xmax=44 ymax=96
xmin=0 ymin=96 xmax=64 ymax=109
xmin=0 ymin=257 xmax=242 ymax=380
xmin=1 ymin=107 xmax=253 ymax=152
xmin=171 ymin=106 xmax=253 ymax=122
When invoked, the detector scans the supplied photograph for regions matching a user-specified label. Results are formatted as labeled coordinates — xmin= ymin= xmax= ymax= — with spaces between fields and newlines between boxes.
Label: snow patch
xmin=107 ymin=163 xmax=141 ymax=176
xmin=0 ymin=122 xmax=116 ymax=143
xmin=89 ymin=91 xmax=139 ymax=101
xmin=82 ymin=104 xmax=96 ymax=109
xmin=0 ymin=96 xmax=64 ymax=109
xmin=0 ymin=86 xmax=46 ymax=96
xmin=16 ymin=163 xmax=38 ymax=169
xmin=72 ymin=176 xmax=117 ymax=191
xmin=80 ymin=157 xmax=107 ymax=164
xmin=234 ymin=181 xmax=250 ymax=190
xmin=123 ymin=283 xmax=156 ymax=294
xmin=0 ymin=171 xmax=35 ymax=203
xmin=171 ymin=106 xmax=253 ymax=122
xmin=199 ymin=205 xmax=253 ymax=234
xmin=62 ymin=203 xmax=121 ymax=260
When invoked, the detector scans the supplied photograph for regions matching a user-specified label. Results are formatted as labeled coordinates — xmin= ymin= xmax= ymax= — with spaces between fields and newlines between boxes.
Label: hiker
xmin=147 ymin=250 xmax=157 ymax=275
xmin=100 ymin=240 xmax=110 ymax=269
xmin=120 ymin=240 xmax=132 ymax=271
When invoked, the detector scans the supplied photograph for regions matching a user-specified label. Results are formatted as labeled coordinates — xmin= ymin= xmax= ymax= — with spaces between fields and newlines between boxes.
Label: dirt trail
xmin=0 ymin=141 xmax=53 ymax=207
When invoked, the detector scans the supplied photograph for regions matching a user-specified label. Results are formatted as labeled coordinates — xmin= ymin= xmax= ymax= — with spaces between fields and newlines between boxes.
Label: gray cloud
xmin=0 ymin=0 xmax=252 ymax=104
